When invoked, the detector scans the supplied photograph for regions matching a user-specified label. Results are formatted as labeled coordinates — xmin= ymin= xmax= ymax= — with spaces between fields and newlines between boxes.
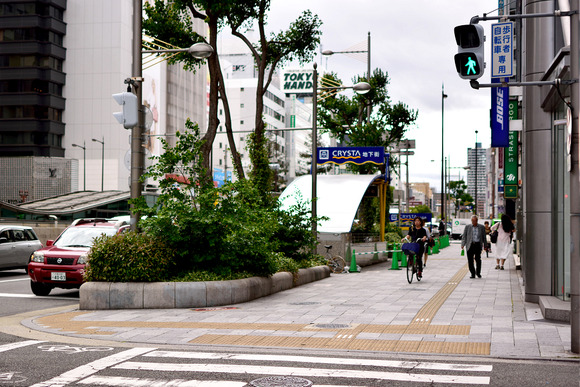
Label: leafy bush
xmin=84 ymin=232 xmax=177 ymax=282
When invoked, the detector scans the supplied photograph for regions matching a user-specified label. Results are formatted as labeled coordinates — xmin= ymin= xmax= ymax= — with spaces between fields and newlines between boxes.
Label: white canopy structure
xmin=278 ymin=174 xmax=383 ymax=233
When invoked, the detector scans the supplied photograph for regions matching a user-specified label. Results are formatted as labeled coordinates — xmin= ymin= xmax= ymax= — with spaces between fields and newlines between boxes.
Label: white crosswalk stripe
xmin=33 ymin=348 xmax=493 ymax=386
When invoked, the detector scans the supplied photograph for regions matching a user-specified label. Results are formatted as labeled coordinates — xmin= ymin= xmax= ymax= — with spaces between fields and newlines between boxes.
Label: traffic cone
xmin=389 ymin=245 xmax=401 ymax=270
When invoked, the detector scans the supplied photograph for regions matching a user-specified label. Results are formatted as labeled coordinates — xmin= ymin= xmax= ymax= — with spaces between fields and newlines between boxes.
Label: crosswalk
xmin=3 ymin=341 xmax=492 ymax=386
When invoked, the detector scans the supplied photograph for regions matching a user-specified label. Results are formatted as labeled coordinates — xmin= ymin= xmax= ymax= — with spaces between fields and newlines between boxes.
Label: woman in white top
xmin=490 ymin=214 xmax=515 ymax=270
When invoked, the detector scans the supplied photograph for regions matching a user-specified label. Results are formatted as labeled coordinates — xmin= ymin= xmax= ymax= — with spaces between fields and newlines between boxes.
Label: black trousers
xmin=466 ymin=242 xmax=482 ymax=276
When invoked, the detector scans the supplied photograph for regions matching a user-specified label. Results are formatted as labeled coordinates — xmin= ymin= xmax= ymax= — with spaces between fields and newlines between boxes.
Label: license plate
xmin=51 ymin=272 xmax=66 ymax=281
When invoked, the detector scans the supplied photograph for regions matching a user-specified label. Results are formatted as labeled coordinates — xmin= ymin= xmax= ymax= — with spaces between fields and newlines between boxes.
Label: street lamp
xmin=311 ymin=63 xmax=371 ymax=242
xmin=72 ymin=142 xmax=86 ymax=191
xmin=322 ymin=32 xmax=371 ymax=120
xmin=142 ymin=42 xmax=214 ymax=57
xmin=441 ymin=84 xmax=448 ymax=223
xmin=92 ymin=137 xmax=104 ymax=191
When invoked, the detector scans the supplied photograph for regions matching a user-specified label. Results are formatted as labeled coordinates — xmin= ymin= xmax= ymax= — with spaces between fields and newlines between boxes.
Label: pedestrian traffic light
xmin=454 ymin=24 xmax=485 ymax=80
xmin=112 ymin=92 xmax=138 ymax=129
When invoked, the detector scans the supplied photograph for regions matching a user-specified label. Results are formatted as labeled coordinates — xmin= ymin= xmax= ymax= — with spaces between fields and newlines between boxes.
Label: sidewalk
xmin=22 ymin=243 xmax=576 ymax=359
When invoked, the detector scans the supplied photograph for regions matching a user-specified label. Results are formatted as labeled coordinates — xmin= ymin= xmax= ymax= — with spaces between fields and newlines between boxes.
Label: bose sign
xmin=491 ymin=79 xmax=509 ymax=147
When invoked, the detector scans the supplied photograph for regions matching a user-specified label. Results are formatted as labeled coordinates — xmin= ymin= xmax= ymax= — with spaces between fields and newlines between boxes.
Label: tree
xmin=410 ymin=204 xmax=432 ymax=215
xmin=448 ymin=180 xmax=473 ymax=217
xmin=143 ymin=0 xmax=322 ymax=200
xmin=317 ymin=70 xmax=417 ymax=176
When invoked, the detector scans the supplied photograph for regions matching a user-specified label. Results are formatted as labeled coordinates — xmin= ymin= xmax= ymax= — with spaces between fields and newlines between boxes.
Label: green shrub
xmin=84 ymin=232 xmax=177 ymax=282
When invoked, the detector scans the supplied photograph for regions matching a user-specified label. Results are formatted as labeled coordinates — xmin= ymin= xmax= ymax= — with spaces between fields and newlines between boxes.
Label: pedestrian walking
xmin=438 ymin=217 xmax=446 ymax=236
xmin=422 ymin=219 xmax=432 ymax=268
xmin=461 ymin=215 xmax=486 ymax=278
xmin=484 ymin=221 xmax=492 ymax=257
xmin=490 ymin=214 xmax=515 ymax=270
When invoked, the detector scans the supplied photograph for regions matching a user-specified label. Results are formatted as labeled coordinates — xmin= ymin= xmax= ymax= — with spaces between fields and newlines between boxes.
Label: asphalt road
xmin=0 ymin=268 xmax=578 ymax=386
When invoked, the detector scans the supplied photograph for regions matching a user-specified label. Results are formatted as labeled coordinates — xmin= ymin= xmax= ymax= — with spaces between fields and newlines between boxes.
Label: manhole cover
xmin=249 ymin=376 xmax=313 ymax=387
xmin=315 ymin=323 xmax=350 ymax=329
xmin=289 ymin=302 xmax=320 ymax=305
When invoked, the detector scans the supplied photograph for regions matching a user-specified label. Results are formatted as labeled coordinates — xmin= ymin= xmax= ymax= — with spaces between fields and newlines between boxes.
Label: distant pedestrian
xmin=491 ymin=214 xmax=515 ymax=270
xmin=438 ymin=217 xmax=446 ymax=236
xmin=423 ymin=219 xmax=432 ymax=268
xmin=461 ymin=215 xmax=486 ymax=278
xmin=484 ymin=221 xmax=492 ymax=257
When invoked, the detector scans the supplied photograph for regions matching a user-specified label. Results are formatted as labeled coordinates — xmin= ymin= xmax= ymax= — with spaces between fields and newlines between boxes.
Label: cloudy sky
xmin=266 ymin=0 xmax=501 ymax=190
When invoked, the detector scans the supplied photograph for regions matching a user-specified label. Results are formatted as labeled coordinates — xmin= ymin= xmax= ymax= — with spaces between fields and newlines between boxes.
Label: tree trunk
xmin=200 ymin=15 xmax=219 ymax=185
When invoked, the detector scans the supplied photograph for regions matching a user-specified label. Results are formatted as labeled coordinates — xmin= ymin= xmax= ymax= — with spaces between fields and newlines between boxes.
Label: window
xmin=240 ymin=120 xmax=244 ymax=125
xmin=219 ymin=142 xmax=222 ymax=149
xmin=219 ymin=109 xmax=223 ymax=115
xmin=219 ymin=159 xmax=223 ymax=166
xmin=240 ymin=88 xmax=244 ymax=92
xmin=241 ymin=103 xmax=244 ymax=108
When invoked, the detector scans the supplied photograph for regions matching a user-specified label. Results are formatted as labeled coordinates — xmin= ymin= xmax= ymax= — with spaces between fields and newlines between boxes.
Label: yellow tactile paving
xmin=32 ymin=264 xmax=491 ymax=354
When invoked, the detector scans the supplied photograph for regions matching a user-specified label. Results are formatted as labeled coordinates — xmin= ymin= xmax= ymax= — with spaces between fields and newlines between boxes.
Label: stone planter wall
xmin=79 ymin=265 xmax=330 ymax=310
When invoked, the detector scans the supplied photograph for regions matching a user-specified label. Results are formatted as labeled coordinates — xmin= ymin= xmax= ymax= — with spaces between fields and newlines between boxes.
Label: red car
xmin=28 ymin=218 xmax=128 ymax=296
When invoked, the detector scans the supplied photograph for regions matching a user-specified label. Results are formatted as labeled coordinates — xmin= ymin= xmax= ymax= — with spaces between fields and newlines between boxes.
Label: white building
xmin=63 ymin=0 xmax=207 ymax=192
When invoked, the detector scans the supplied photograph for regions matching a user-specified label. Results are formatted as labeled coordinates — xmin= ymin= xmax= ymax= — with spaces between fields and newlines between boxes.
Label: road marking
xmin=0 ymin=292 xmax=76 ymax=300
xmin=0 ymin=340 xmax=46 ymax=353
xmin=146 ymin=350 xmax=493 ymax=372
xmin=114 ymin=362 xmax=491 ymax=385
xmin=0 ymin=278 xmax=29 ymax=283
xmin=79 ymin=376 xmax=247 ymax=386
xmin=30 ymin=347 xmax=155 ymax=387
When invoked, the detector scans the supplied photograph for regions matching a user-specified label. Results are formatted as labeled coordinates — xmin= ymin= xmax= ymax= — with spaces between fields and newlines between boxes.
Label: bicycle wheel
xmin=329 ymin=256 xmax=346 ymax=273
xmin=406 ymin=255 xmax=414 ymax=283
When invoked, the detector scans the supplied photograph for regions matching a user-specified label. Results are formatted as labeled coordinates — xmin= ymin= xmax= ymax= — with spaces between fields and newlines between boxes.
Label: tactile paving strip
xmin=34 ymin=264 xmax=490 ymax=354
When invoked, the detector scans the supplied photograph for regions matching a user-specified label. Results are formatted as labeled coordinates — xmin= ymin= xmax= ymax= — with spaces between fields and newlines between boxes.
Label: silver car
xmin=0 ymin=226 xmax=43 ymax=272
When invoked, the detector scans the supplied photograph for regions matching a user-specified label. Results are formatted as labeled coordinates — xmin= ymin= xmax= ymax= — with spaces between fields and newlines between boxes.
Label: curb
xmin=79 ymin=265 xmax=331 ymax=310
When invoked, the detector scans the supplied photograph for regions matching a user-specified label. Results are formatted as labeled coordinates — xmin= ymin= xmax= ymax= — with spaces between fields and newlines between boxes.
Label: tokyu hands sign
xmin=317 ymin=146 xmax=385 ymax=166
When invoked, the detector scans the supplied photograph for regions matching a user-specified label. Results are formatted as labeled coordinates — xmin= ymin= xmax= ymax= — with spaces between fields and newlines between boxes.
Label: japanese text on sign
xmin=491 ymin=22 xmax=514 ymax=78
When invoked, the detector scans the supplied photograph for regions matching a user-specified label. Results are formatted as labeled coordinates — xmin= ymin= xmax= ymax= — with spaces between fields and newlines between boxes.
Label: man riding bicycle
xmin=403 ymin=216 xmax=428 ymax=279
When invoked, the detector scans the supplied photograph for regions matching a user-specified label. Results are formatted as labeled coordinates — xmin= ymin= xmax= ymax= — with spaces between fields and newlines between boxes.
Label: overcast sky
xmin=266 ymin=0 xmax=501 ymax=190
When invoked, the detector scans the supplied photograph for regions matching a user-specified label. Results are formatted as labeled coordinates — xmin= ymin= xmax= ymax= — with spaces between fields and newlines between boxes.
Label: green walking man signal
xmin=454 ymin=24 xmax=485 ymax=80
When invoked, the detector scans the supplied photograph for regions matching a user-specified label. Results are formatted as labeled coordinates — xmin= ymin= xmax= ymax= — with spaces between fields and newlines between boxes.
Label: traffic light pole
xmin=130 ymin=0 xmax=144 ymax=232
xmin=568 ymin=0 xmax=579 ymax=355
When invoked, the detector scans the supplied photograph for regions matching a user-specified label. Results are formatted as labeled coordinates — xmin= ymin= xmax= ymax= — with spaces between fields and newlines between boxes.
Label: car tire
xmin=30 ymin=281 xmax=52 ymax=296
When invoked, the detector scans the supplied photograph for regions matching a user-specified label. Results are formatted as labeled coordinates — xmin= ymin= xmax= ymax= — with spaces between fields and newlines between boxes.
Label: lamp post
xmin=474 ymin=130 xmax=479 ymax=215
xmin=72 ymin=142 xmax=86 ymax=191
xmin=311 ymin=63 xmax=371 ymax=244
xmin=322 ymin=32 xmax=371 ymax=121
xmin=92 ymin=137 xmax=104 ymax=191
xmin=441 ymin=84 xmax=448 ymax=222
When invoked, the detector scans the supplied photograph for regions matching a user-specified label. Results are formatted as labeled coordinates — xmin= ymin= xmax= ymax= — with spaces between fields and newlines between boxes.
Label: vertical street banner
xmin=504 ymin=131 xmax=518 ymax=198
xmin=491 ymin=22 xmax=514 ymax=78
xmin=491 ymin=78 xmax=509 ymax=147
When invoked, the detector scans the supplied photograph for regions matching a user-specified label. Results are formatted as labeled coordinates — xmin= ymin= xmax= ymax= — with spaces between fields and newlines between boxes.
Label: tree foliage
xmin=317 ymin=69 xmax=417 ymax=176
xmin=448 ymin=180 xmax=473 ymax=217
xmin=142 ymin=0 xmax=322 ymax=198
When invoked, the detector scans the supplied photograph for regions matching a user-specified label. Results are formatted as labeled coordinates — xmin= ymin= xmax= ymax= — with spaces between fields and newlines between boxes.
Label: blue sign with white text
xmin=491 ymin=79 xmax=509 ymax=147
xmin=317 ymin=147 xmax=385 ymax=165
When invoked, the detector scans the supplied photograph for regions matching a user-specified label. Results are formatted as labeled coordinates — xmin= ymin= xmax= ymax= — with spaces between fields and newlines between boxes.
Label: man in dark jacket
xmin=461 ymin=215 xmax=486 ymax=278
xmin=438 ymin=217 xmax=446 ymax=236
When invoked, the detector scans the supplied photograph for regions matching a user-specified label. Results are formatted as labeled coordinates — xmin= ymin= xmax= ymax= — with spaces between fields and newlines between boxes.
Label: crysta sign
xmin=317 ymin=146 xmax=385 ymax=166
xmin=282 ymin=69 xmax=313 ymax=93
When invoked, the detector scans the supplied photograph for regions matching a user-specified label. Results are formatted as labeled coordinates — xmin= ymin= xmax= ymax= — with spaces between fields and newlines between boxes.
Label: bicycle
xmin=324 ymin=245 xmax=346 ymax=274
xmin=401 ymin=238 xmax=424 ymax=283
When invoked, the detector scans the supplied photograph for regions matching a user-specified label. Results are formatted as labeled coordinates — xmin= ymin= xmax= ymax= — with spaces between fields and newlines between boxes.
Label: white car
xmin=0 ymin=226 xmax=43 ymax=272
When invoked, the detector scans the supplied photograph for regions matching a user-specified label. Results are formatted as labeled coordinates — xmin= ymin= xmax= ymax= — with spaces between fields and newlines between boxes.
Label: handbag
xmin=402 ymin=242 xmax=421 ymax=256
xmin=490 ymin=230 xmax=499 ymax=243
